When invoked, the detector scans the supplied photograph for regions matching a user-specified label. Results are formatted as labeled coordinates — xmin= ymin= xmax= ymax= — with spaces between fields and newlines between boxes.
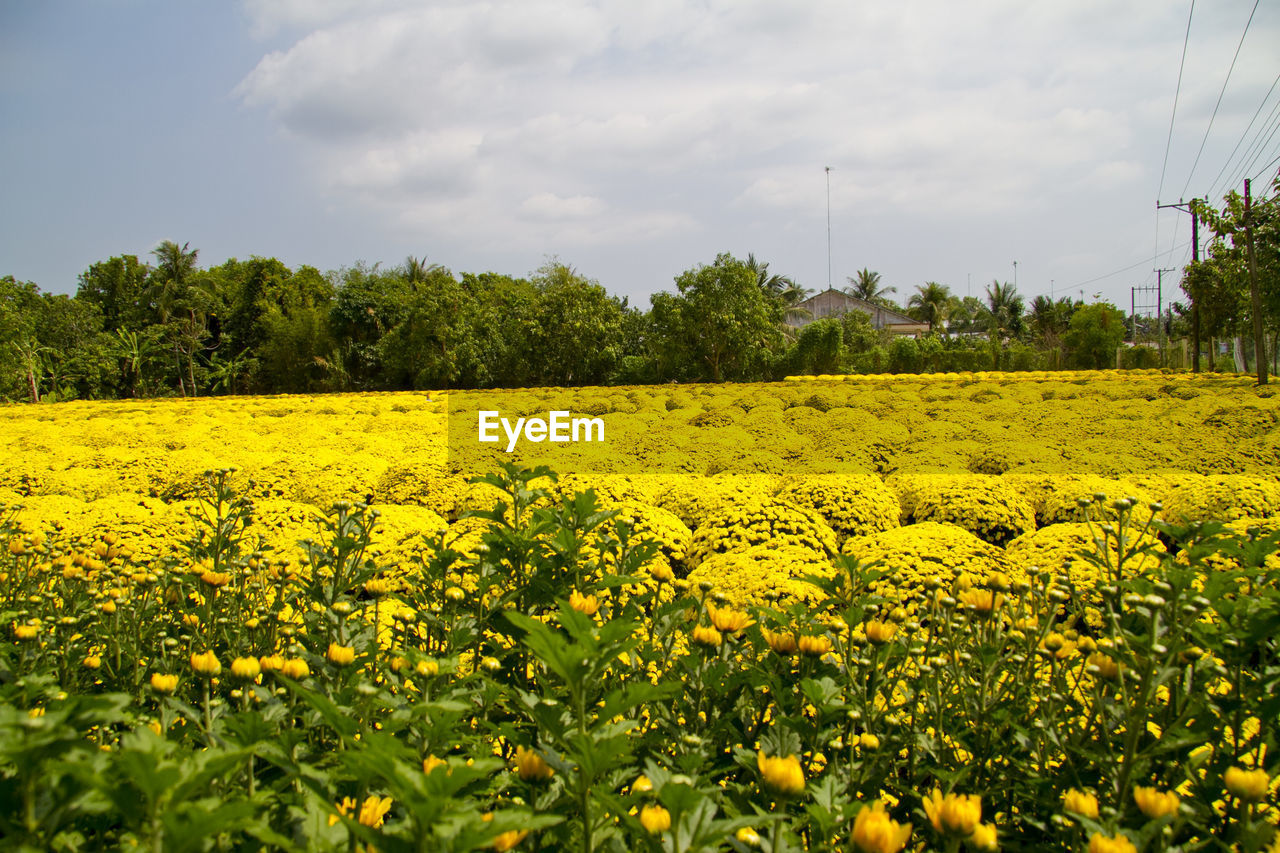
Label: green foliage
xmin=1065 ymin=302 xmax=1127 ymax=369
xmin=652 ymin=253 xmax=785 ymax=382
xmin=2 ymin=467 xmax=1278 ymax=849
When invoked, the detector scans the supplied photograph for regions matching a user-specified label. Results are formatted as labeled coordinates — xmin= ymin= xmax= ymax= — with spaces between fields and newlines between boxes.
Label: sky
xmin=2 ymin=0 xmax=1279 ymax=312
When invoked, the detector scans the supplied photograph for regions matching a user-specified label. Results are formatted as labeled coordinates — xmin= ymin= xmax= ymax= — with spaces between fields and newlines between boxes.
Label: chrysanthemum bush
xmin=2 ymin=466 xmax=1279 ymax=852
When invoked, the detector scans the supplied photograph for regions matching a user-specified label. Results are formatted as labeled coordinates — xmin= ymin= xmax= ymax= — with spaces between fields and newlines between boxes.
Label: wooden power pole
xmin=1244 ymin=179 xmax=1268 ymax=385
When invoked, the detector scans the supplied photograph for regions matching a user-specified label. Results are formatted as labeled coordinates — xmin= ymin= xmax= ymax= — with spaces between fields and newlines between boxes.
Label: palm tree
xmin=907 ymin=282 xmax=952 ymax=333
xmin=1028 ymin=295 xmax=1076 ymax=348
xmin=147 ymin=241 xmax=199 ymax=324
xmin=845 ymin=268 xmax=896 ymax=306
xmin=984 ymin=280 xmax=1025 ymax=341
xmin=403 ymin=255 xmax=443 ymax=291
xmin=746 ymin=253 xmax=811 ymax=332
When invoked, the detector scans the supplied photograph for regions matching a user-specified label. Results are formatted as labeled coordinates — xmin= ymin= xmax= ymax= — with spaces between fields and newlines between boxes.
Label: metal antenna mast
xmin=825 ymin=166 xmax=832 ymax=290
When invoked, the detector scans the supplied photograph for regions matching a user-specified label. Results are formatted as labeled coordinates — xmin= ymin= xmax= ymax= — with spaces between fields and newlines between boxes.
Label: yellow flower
xmin=859 ymin=733 xmax=881 ymax=749
xmin=1224 ymin=766 xmax=1270 ymax=802
xmin=1088 ymin=832 xmax=1137 ymax=853
xmin=1040 ymin=632 xmax=1078 ymax=659
xmin=423 ymin=755 xmax=448 ymax=775
xmin=416 ymin=659 xmax=440 ymax=677
xmin=230 ymin=656 xmax=261 ymax=680
xmin=199 ymin=570 xmax=231 ymax=588
xmin=445 ymin=586 xmax=466 ymax=602
xmin=327 ymin=643 xmax=356 ymax=666
xmin=707 ymin=603 xmax=752 ymax=634
xmin=851 ymin=800 xmax=911 ymax=853
xmin=280 ymin=658 xmax=311 ymax=679
xmin=864 ymin=620 xmax=897 ymax=645
xmin=797 ymin=634 xmax=833 ymax=657
xmin=969 ymin=822 xmax=998 ymax=851
xmin=331 ymin=795 xmax=392 ymax=829
xmin=569 ymin=590 xmax=600 ymax=616
xmin=150 ymin=672 xmax=179 ymax=694
xmin=736 ymin=826 xmax=761 ymax=846
xmin=1061 ymin=789 xmax=1099 ymax=819
xmin=14 ymin=624 xmax=39 ymax=641
xmin=761 ymin=628 xmax=798 ymax=655
xmin=631 ymin=775 xmax=654 ymax=794
xmin=364 ymin=577 xmax=392 ymax=597
xmin=690 ymin=624 xmax=723 ymax=648
xmin=649 ymin=563 xmax=675 ymax=583
xmin=357 ymin=795 xmax=392 ymax=828
xmin=490 ymin=829 xmax=529 ymax=851
xmin=83 ymin=654 xmax=102 ymax=669
xmin=513 ymin=746 xmax=554 ymax=782
xmin=259 ymin=654 xmax=285 ymax=673
xmin=923 ymin=788 xmax=981 ymax=837
xmin=1133 ymin=786 xmax=1179 ymax=819
xmin=957 ymin=588 xmax=1002 ymax=617
xmin=756 ymin=752 xmax=805 ymax=797
xmin=1086 ymin=653 xmax=1122 ymax=681
xmin=639 ymin=804 xmax=671 ymax=834
xmin=189 ymin=651 xmax=221 ymax=677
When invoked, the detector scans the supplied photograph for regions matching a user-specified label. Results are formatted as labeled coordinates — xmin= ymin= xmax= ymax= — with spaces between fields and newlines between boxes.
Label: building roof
xmin=789 ymin=288 xmax=926 ymax=330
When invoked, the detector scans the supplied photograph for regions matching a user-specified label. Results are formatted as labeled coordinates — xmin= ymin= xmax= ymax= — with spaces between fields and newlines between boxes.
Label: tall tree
xmin=907 ymin=282 xmax=951 ymax=333
xmin=984 ymin=280 xmax=1025 ymax=369
xmin=530 ymin=260 xmax=624 ymax=386
xmin=746 ymin=253 xmax=810 ymax=328
xmin=76 ymin=254 xmax=150 ymax=332
xmin=1065 ymin=302 xmax=1127 ymax=369
xmin=652 ymin=253 xmax=783 ymax=382
xmin=845 ymin=268 xmax=896 ymax=306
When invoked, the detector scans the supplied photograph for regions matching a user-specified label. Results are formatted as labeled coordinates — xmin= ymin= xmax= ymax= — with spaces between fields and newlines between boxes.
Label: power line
xmin=1220 ymin=102 xmax=1280 ymax=197
xmin=1066 ymin=240 xmax=1193 ymax=291
xmin=1179 ymin=0 xmax=1262 ymax=199
xmin=1156 ymin=0 xmax=1196 ymax=270
xmin=1241 ymin=113 xmax=1280 ymax=182
xmin=1158 ymin=0 xmax=1196 ymax=203
xmin=1204 ymin=68 xmax=1280 ymax=198
xmin=1253 ymin=149 xmax=1280 ymax=182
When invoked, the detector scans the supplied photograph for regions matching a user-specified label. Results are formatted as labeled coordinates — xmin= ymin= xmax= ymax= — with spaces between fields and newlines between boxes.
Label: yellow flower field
xmin=1 ymin=372 xmax=1278 ymax=851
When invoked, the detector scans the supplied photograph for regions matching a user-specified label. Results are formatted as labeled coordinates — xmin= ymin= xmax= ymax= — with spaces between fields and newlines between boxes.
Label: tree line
xmin=1 ymin=178 xmax=1275 ymax=401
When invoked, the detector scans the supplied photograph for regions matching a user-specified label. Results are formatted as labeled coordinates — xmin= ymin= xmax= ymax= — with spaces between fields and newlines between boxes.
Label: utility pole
xmin=1245 ymin=179 xmax=1268 ymax=384
xmin=1156 ymin=198 xmax=1200 ymax=370
xmin=1156 ymin=268 xmax=1175 ymax=365
xmin=825 ymin=166 xmax=832 ymax=291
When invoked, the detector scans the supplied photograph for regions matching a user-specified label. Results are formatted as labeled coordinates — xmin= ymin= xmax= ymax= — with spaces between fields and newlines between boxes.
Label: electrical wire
xmin=1179 ymin=0 xmax=1261 ymax=200
xmin=1068 ymin=240 xmax=1193 ymax=292
xmin=1212 ymin=89 xmax=1280 ymax=199
xmin=1156 ymin=0 xmax=1196 ymax=269
xmin=1204 ymin=68 xmax=1280 ymax=198
xmin=1241 ymin=113 xmax=1280 ymax=182
xmin=1158 ymin=0 xmax=1196 ymax=203
xmin=1253 ymin=149 xmax=1280 ymax=182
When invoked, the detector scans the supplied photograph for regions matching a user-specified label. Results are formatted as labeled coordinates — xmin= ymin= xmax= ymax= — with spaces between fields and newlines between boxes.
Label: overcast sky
xmin=3 ymin=0 xmax=1278 ymax=311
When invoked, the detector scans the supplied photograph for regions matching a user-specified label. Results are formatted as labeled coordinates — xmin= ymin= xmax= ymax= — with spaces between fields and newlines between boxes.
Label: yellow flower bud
xmin=150 ymin=672 xmax=179 ymax=694
xmin=327 ymin=643 xmax=356 ymax=666
xmin=189 ymin=651 xmax=221 ymax=677
xmin=1224 ymin=766 xmax=1270 ymax=803
xmin=639 ymin=804 xmax=671 ymax=834
xmin=756 ymin=752 xmax=805 ymax=797
xmin=1061 ymin=789 xmax=1099 ymax=819
xmin=230 ymin=656 xmax=261 ymax=680
xmin=1133 ymin=786 xmax=1179 ymax=819
xmin=923 ymin=788 xmax=981 ymax=838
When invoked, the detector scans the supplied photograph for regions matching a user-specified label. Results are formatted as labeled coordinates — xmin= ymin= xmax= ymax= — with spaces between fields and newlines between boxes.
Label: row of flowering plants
xmin=2 ymin=464 xmax=1279 ymax=851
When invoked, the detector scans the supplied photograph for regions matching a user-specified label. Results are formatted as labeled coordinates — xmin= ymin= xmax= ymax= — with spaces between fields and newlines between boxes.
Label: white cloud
xmin=232 ymin=0 xmax=1280 ymax=300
